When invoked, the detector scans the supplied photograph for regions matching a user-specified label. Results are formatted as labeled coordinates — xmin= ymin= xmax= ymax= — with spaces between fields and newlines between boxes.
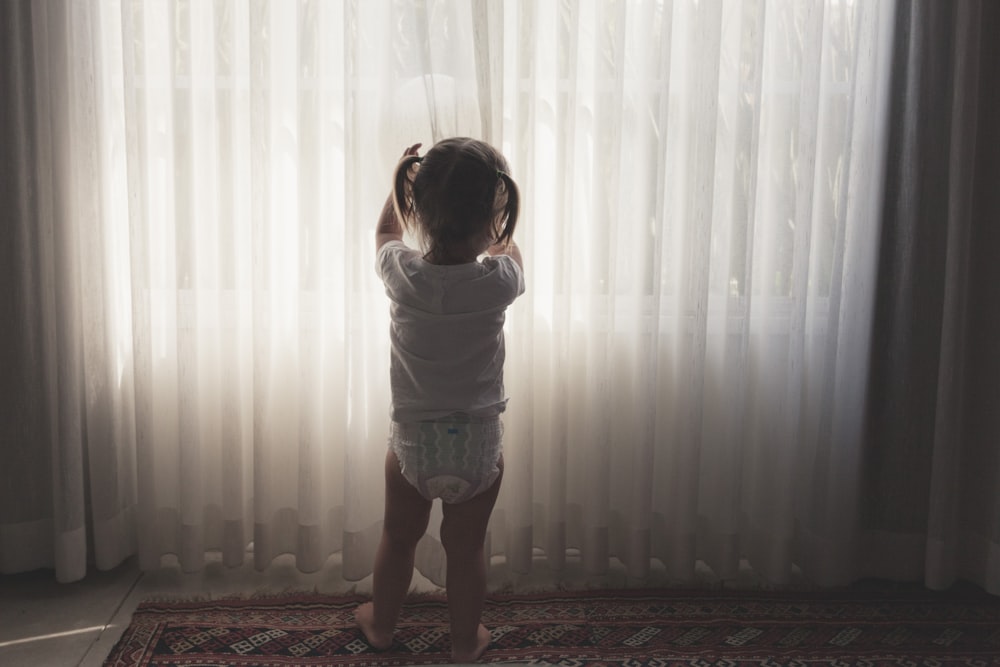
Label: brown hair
xmin=392 ymin=137 xmax=519 ymax=257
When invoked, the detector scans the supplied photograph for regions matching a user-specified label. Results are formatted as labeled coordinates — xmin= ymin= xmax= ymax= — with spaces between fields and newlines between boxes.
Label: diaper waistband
xmin=390 ymin=415 xmax=503 ymax=447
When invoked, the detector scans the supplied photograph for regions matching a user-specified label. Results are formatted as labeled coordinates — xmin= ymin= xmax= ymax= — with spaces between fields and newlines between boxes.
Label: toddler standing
xmin=355 ymin=137 xmax=524 ymax=663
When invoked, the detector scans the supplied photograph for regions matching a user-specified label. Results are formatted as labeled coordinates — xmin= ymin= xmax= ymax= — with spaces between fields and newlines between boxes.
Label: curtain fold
xmin=864 ymin=0 xmax=1000 ymax=594
xmin=6 ymin=0 xmax=993 ymax=596
xmin=922 ymin=0 xmax=1000 ymax=595
xmin=1 ymin=0 xmax=115 ymax=582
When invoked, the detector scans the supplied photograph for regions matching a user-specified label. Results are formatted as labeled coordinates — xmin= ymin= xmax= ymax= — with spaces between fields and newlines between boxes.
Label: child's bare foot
xmin=451 ymin=623 xmax=491 ymax=663
xmin=354 ymin=602 xmax=393 ymax=651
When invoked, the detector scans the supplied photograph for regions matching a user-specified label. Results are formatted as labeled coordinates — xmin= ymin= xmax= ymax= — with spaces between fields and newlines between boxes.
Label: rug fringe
xmin=134 ymin=579 xmax=901 ymax=606
xmin=138 ymin=585 xmax=365 ymax=604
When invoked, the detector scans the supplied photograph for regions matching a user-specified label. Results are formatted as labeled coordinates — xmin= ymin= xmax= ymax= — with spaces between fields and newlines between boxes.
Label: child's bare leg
xmin=440 ymin=459 xmax=503 ymax=663
xmin=355 ymin=450 xmax=432 ymax=650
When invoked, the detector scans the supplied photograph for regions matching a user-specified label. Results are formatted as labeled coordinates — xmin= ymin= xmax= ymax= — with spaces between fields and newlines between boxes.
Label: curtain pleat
xmin=867 ymin=0 xmax=1000 ymax=595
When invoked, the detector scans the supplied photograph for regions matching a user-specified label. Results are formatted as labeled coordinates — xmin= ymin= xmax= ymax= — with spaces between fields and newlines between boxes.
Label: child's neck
xmin=424 ymin=243 xmax=481 ymax=265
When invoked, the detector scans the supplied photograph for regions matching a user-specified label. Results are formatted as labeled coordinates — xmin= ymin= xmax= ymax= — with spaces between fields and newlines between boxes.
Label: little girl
xmin=355 ymin=138 xmax=524 ymax=663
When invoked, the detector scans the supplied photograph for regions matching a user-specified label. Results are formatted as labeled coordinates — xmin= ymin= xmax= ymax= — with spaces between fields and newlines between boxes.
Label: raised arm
xmin=375 ymin=195 xmax=403 ymax=252
xmin=375 ymin=143 xmax=422 ymax=254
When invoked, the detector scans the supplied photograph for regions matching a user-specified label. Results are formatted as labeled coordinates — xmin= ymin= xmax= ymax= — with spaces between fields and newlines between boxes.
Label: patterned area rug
xmin=104 ymin=587 xmax=1000 ymax=666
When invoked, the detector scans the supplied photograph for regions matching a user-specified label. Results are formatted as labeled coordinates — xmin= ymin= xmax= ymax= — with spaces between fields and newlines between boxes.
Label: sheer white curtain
xmin=1 ymin=0 xmax=897 ymax=587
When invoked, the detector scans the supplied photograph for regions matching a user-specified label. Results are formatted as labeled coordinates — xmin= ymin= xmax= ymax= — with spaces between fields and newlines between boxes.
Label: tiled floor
xmin=0 ymin=552 xmax=771 ymax=667
xmin=1 ymin=562 xmax=141 ymax=667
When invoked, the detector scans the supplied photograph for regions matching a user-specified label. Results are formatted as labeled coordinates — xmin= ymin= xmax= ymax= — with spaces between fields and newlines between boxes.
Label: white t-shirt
xmin=377 ymin=240 xmax=525 ymax=422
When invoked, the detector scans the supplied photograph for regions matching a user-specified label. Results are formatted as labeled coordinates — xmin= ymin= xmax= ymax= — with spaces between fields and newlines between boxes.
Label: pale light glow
xmin=0 ymin=625 xmax=108 ymax=648
xmin=64 ymin=0 xmax=891 ymax=587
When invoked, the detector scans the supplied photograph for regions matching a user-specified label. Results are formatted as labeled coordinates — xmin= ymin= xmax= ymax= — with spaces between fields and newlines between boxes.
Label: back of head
xmin=393 ymin=138 xmax=519 ymax=255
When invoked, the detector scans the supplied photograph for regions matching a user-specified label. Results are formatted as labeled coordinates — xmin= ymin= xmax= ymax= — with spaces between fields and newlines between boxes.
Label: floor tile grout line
xmin=76 ymin=569 xmax=144 ymax=667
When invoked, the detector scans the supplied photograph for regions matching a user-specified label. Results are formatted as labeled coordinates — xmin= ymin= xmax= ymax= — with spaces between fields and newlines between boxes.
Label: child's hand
xmin=402 ymin=143 xmax=421 ymax=159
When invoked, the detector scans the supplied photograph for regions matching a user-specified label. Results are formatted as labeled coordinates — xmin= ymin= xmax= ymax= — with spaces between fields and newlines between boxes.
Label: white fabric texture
xmin=377 ymin=240 xmax=524 ymax=422
xmin=4 ymin=0 xmax=995 ymax=595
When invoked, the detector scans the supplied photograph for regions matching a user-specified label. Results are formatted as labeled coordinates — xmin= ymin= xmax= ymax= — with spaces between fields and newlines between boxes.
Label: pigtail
xmin=495 ymin=171 xmax=520 ymax=247
xmin=392 ymin=155 xmax=422 ymax=233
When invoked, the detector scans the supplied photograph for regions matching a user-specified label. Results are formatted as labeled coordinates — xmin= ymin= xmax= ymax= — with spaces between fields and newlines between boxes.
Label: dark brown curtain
xmin=864 ymin=0 xmax=1000 ymax=592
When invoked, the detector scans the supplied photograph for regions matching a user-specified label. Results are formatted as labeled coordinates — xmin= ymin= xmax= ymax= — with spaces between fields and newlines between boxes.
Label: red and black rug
xmin=104 ymin=587 xmax=1000 ymax=666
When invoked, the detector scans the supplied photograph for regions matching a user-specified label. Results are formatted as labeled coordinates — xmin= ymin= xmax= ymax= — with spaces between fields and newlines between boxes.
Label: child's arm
xmin=487 ymin=240 xmax=523 ymax=271
xmin=375 ymin=143 xmax=421 ymax=253
xmin=375 ymin=195 xmax=403 ymax=252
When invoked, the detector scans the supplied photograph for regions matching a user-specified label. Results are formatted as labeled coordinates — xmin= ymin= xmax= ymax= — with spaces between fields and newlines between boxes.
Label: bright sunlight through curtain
xmin=4 ymin=0 xmax=896 ymax=586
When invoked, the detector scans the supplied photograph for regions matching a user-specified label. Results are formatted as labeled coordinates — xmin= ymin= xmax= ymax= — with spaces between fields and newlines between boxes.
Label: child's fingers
xmin=403 ymin=143 xmax=422 ymax=157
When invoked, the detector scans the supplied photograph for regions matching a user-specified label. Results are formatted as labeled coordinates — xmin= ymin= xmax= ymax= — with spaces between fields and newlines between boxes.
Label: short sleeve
xmin=375 ymin=239 xmax=410 ymax=282
xmin=481 ymin=254 xmax=526 ymax=305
